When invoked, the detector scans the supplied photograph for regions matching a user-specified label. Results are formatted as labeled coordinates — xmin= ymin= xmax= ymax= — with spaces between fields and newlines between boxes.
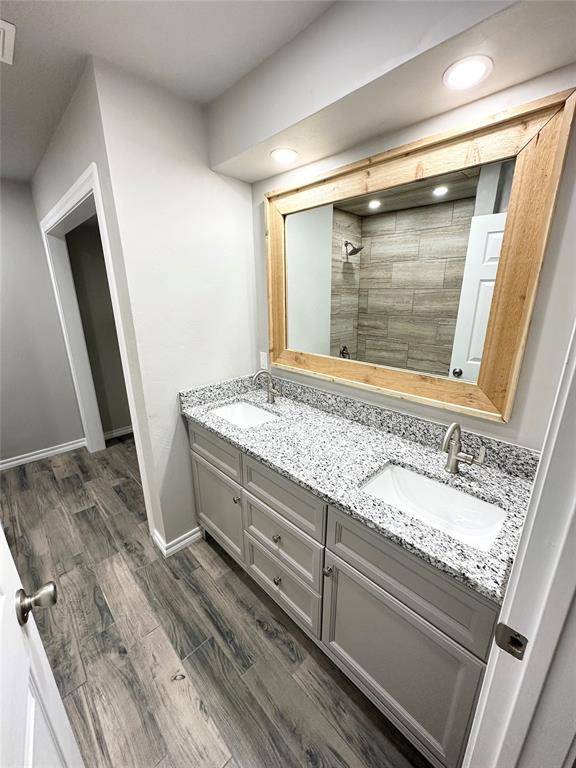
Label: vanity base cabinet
xmin=188 ymin=425 xmax=491 ymax=768
xmin=321 ymin=551 xmax=483 ymax=768
xmin=191 ymin=452 xmax=245 ymax=564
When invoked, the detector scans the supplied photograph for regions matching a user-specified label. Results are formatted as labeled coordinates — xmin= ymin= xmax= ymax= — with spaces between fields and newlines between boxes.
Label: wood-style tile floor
xmin=1 ymin=436 xmax=431 ymax=768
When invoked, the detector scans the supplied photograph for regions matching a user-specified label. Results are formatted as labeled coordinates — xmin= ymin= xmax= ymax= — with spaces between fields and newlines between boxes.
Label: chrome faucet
xmin=252 ymin=369 xmax=280 ymax=404
xmin=441 ymin=423 xmax=486 ymax=474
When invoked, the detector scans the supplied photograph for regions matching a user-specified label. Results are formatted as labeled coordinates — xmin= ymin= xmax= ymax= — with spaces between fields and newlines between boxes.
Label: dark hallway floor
xmin=1 ymin=436 xmax=430 ymax=768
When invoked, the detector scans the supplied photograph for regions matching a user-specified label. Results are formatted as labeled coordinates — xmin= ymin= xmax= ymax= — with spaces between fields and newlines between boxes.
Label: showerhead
xmin=344 ymin=240 xmax=363 ymax=258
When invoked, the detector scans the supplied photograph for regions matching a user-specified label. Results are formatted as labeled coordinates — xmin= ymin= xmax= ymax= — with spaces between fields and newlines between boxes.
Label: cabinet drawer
xmin=188 ymin=423 xmax=242 ymax=482
xmin=243 ymin=456 xmax=326 ymax=542
xmin=322 ymin=552 xmax=483 ymax=768
xmin=243 ymin=492 xmax=324 ymax=591
xmin=244 ymin=533 xmax=322 ymax=637
xmin=327 ymin=508 xmax=497 ymax=660
xmin=191 ymin=452 xmax=244 ymax=563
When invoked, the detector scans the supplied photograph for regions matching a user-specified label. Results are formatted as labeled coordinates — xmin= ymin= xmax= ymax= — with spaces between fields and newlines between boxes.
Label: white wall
xmin=252 ymin=67 xmax=576 ymax=451
xmin=285 ymin=204 xmax=332 ymax=355
xmin=91 ymin=61 xmax=256 ymax=542
xmin=0 ymin=179 xmax=83 ymax=460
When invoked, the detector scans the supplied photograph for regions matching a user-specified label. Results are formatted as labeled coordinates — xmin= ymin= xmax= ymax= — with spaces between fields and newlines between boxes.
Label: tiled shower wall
xmin=358 ymin=198 xmax=474 ymax=375
xmin=330 ymin=198 xmax=474 ymax=375
xmin=330 ymin=209 xmax=362 ymax=358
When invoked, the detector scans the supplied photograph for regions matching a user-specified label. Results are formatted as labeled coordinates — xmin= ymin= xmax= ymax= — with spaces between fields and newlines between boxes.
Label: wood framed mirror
xmin=265 ymin=89 xmax=575 ymax=422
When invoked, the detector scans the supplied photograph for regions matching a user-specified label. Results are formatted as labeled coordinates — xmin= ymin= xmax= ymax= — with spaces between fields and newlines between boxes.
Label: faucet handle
xmin=460 ymin=445 xmax=486 ymax=467
xmin=472 ymin=446 xmax=486 ymax=466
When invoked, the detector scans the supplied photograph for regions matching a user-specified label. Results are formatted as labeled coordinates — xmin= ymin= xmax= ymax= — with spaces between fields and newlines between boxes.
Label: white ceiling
xmin=216 ymin=1 xmax=576 ymax=182
xmin=0 ymin=0 xmax=331 ymax=180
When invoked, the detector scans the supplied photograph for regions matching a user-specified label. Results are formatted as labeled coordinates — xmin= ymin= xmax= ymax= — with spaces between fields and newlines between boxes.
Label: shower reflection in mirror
xmin=284 ymin=159 xmax=516 ymax=384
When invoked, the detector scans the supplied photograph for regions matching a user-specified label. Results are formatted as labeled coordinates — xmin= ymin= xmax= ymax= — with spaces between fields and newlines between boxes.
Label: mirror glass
xmin=285 ymin=159 xmax=516 ymax=383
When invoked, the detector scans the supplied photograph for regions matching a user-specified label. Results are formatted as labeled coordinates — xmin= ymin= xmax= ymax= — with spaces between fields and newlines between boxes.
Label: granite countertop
xmin=179 ymin=377 xmax=537 ymax=604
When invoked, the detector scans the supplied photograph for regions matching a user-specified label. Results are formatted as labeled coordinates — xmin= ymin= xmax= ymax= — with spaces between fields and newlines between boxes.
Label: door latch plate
xmin=495 ymin=622 xmax=528 ymax=660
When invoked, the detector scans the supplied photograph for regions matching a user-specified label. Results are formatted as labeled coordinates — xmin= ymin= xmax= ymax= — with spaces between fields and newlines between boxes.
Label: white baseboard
xmin=0 ymin=438 xmax=87 ymax=471
xmin=104 ymin=426 xmax=133 ymax=440
xmin=152 ymin=526 xmax=202 ymax=557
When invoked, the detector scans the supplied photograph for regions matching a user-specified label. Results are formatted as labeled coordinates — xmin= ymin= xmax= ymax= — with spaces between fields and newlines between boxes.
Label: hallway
xmin=1 ymin=437 xmax=429 ymax=768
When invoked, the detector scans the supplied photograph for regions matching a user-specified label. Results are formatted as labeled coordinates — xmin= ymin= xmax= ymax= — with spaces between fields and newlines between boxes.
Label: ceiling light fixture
xmin=368 ymin=200 xmax=381 ymax=210
xmin=270 ymin=147 xmax=299 ymax=164
xmin=443 ymin=55 xmax=493 ymax=91
xmin=433 ymin=185 xmax=449 ymax=197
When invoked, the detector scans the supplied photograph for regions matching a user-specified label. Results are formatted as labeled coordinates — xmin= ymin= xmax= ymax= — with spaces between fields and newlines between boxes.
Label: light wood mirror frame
xmin=265 ymin=89 xmax=576 ymax=422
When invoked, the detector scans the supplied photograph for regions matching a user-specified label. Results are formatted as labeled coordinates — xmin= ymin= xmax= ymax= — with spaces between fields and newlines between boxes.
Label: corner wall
xmin=31 ymin=61 xmax=164 ymax=537
xmin=252 ymin=67 xmax=576 ymax=451
xmin=31 ymin=59 xmax=256 ymax=544
xmin=92 ymin=61 xmax=256 ymax=542
xmin=0 ymin=179 xmax=83 ymax=461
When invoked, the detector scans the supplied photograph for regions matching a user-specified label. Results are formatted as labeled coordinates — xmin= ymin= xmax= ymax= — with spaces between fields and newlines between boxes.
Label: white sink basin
xmin=362 ymin=463 xmax=506 ymax=552
xmin=210 ymin=401 xmax=279 ymax=429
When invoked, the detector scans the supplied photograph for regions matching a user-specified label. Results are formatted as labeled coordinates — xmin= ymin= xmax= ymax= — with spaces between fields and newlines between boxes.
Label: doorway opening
xmin=65 ymin=215 xmax=132 ymax=442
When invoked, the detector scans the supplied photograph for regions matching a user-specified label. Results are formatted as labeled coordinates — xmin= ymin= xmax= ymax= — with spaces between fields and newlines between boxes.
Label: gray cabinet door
xmin=191 ymin=452 xmax=245 ymax=563
xmin=322 ymin=552 xmax=483 ymax=768
xmin=327 ymin=508 xmax=497 ymax=659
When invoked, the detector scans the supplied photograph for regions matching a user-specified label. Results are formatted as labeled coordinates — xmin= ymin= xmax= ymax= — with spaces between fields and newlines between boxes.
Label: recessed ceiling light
xmin=443 ymin=55 xmax=493 ymax=91
xmin=368 ymin=200 xmax=381 ymax=210
xmin=270 ymin=147 xmax=299 ymax=164
xmin=433 ymin=185 xmax=449 ymax=197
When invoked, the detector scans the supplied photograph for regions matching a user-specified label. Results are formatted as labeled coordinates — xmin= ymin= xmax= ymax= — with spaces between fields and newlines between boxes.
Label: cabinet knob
xmin=232 ymin=495 xmax=241 ymax=505
xmin=272 ymin=534 xmax=281 ymax=544
xmin=273 ymin=576 xmax=282 ymax=586
xmin=322 ymin=566 xmax=333 ymax=577
xmin=452 ymin=368 xmax=463 ymax=378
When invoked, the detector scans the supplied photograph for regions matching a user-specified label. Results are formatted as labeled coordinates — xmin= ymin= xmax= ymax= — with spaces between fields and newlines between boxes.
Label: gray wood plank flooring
xmin=2 ymin=435 xmax=430 ymax=768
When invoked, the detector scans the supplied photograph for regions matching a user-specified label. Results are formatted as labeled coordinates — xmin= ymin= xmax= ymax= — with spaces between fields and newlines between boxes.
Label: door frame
xmin=464 ymin=318 xmax=576 ymax=766
xmin=38 ymin=163 xmax=136 ymax=449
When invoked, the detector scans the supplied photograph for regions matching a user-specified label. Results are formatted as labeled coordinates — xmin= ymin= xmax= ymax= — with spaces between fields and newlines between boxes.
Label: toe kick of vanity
xmin=187 ymin=422 xmax=499 ymax=768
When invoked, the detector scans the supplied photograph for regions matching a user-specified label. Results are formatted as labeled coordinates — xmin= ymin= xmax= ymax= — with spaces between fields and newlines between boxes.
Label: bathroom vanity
xmin=180 ymin=377 xmax=537 ymax=768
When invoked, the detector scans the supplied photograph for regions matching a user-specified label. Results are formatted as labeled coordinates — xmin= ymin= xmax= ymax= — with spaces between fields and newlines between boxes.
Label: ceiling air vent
xmin=0 ymin=20 xmax=16 ymax=65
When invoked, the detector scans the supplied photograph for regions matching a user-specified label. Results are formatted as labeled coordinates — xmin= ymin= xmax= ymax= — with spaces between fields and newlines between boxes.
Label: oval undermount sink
xmin=210 ymin=401 xmax=279 ymax=428
xmin=362 ymin=463 xmax=505 ymax=552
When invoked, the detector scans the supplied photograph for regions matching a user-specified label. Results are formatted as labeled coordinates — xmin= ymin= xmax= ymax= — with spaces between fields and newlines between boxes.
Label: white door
xmin=449 ymin=212 xmax=507 ymax=382
xmin=0 ymin=529 xmax=84 ymax=768
xmin=464 ymin=321 xmax=576 ymax=767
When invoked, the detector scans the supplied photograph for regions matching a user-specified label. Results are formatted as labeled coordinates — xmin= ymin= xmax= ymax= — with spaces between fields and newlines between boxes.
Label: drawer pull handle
xmin=232 ymin=496 xmax=241 ymax=504
xmin=273 ymin=576 xmax=282 ymax=586
xmin=272 ymin=534 xmax=281 ymax=544
xmin=323 ymin=566 xmax=333 ymax=577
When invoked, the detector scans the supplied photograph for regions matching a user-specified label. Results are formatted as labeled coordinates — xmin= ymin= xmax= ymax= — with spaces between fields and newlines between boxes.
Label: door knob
xmin=272 ymin=534 xmax=281 ymax=544
xmin=15 ymin=582 xmax=57 ymax=626
xmin=273 ymin=576 xmax=282 ymax=586
xmin=232 ymin=496 xmax=241 ymax=505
